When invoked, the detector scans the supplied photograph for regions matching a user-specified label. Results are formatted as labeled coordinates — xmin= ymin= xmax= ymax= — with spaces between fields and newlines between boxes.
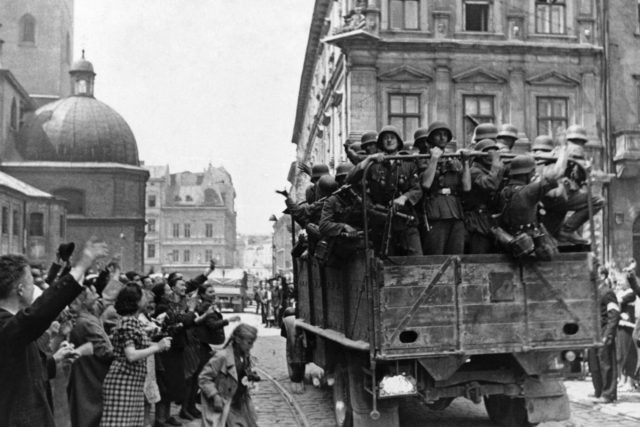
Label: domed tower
xmin=4 ymin=55 xmax=149 ymax=271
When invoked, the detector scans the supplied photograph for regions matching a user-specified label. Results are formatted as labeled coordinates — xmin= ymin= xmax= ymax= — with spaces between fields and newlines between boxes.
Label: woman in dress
xmin=199 ymin=323 xmax=259 ymax=427
xmin=100 ymin=284 xmax=172 ymax=427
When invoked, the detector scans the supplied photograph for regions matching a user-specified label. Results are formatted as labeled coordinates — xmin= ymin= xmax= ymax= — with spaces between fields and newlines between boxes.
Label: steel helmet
xmin=565 ymin=125 xmax=588 ymax=143
xmin=413 ymin=127 xmax=430 ymax=142
xmin=532 ymin=135 xmax=554 ymax=152
xmin=425 ymin=121 xmax=453 ymax=147
xmin=317 ymin=175 xmax=338 ymax=197
xmin=508 ymin=155 xmax=536 ymax=176
xmin=475 ymin=138 xmax=499 ymax=152
xmin=497 ymin=124 xmax=518 ymax=140
xmin=335 ymin=162 xmax=354 ymax=178
xmin=311 ymin=164 xmax=330 ymax=181
xmin=376 ymin=125 xmax=404 ymax=150
xmin=349 ymin=142 xmax=362 ymax=153
xmin=360 ymin=130 xmax=378 ymax=148
xmin=473 ymin=123 xmax=498 ymax=141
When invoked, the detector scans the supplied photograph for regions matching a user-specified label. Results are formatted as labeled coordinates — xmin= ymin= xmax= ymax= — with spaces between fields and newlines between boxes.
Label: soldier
xmin=347 ymin=125 xmax=422 ymax=256
xmin=472 ymin=123 xmax=498 ymax=145
xmin=497 ymin=146 xmax=568 ymax=260
xmin=345 ymin=131 xmax=377 ymax=165
xmin=542 ymin=125 xmax=604 ymax=245
xmin=421 ymin=122 xmax=471 ymax=255
xmin=496 ymin=124 xmax=519 ymax=152
xmin=462 ymin=139 xmax=505 ymax=254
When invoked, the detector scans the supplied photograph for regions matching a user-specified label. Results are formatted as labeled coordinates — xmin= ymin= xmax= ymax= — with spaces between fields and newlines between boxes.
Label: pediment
xmin=526 ymin=70 xmax=580 ymax=87
xmin=453 ymin=67 xmax=507 ymax=84
xmin=378 ymin=65 xmax=433 ymax=81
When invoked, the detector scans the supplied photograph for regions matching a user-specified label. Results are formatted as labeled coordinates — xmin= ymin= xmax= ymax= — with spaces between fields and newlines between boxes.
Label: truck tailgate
xmin=377 ymin=253 xmax=598 ymax=359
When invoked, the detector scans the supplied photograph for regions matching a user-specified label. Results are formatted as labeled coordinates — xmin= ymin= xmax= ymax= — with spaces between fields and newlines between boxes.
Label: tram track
xmin=254 ymin=366 xmax=310 ymax=427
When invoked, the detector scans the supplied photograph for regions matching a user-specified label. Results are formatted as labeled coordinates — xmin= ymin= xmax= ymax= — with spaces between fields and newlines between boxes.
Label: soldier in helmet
xmin=462 ymin=139 xmax=505 ymax=253
xmin=497 ymin=146 xmax=569 ymax=260
xmin=496 ymin=124 xmax=519 ymax=152
xmin=472 ymin=123 xmax=498 ymax=145
xmin=345 ymin=131 xmax=377 ymax=165
xmin=421 ymin=122 xmax=471 ymax=255
xmin=347 ymin=125 xmax=422 ymax=256
xmin=542 ymin=125 xmax=604 ymax=245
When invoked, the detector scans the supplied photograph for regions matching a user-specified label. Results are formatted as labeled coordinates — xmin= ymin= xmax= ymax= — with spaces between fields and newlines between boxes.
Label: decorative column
xmin=508 ymin=58 xmax=526 ymax=135
xmin=434 ymin=57 xmax=451 ymax=124
xmin=347 ymin=49 xmax=378 ymax=140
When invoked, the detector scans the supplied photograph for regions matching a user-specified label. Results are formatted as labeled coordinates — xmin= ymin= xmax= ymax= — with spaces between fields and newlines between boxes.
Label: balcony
xmin=613 ymin=131 xmax=640 ymax=178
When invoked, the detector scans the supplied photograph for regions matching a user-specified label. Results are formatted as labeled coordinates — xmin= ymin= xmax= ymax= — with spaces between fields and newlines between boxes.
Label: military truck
xmin=285 ymin=161 xmax=600 ymax=427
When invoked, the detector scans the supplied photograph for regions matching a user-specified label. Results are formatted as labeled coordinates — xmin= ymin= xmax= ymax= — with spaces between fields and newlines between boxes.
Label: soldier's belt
xmin=435 ymin=188 xmax=458 ymax=196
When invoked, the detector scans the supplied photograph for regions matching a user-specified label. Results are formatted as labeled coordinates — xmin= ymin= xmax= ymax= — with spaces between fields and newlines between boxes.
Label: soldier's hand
xmin=393 ymin=195 xmax=408 ymax=209
xmin=489 ymin=150 xmax=502 ymax=165
xmin=297 ymin=162 xmax=312 ymax=176
xmin=275 ymin=188 xmax=289 ymax=198
xmin=371 ymin=153 xmax=385 ymax=163
xmin=430 ymin=146 xmax=443 ymax=160
xmin=458 ymin=149 xmax=471 ymax=163
xmin=343 ymin=224 xmax=358 ymax=234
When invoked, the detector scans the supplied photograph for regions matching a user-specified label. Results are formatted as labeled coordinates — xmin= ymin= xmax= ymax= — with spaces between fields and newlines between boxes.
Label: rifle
xmin=340 ymin=186 xmax=417 ymax=225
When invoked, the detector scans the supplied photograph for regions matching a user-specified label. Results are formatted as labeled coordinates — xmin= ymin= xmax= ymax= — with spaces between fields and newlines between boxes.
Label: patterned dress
xmin=100 ymin=316 xmax=150 ymax=427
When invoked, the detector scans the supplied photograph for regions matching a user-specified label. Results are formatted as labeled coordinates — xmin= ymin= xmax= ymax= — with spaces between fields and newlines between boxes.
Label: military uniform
xmin=421 ymin=157 xmax=467 ymax=255
xmin=318 ymin=188 xmax=363 ymax=260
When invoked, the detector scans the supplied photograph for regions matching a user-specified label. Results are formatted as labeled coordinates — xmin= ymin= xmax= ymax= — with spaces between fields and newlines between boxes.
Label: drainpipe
xmin=600 ymin=0 xmax=612 ymax=263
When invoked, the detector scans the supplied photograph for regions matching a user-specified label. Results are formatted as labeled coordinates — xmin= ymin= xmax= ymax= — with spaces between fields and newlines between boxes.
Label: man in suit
xmin=0 ymin=239 xmax=108 ymax=426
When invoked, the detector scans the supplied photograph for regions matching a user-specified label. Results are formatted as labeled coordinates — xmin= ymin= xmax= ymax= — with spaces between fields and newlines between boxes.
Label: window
xmin=171 ymin=250 xmax=179 ymax=262
xmin=537 ymin=97 xmax=568 ymax=137
xmin=10 ymin=99 xmax=18 ymax=131
xmin=536 ymin=0 xmax=566 ymax=35
xmin=148 ymin=219 xmax=156 ymax=233
xmin=185 ymin=195 xmax=193 ymax=202
xmin=184 ymin=223 xmax=191 ymax=238
xmin=205 ymin=249 xmax=213 ymax=261
xmin=59 ymin=214 xmax=65 ymax=238
xmin=19 ymin=14 xmax=36 ymax=43
xmin=464 ymin=1 xmax=490 ymax=32
xmin=2 ymin=207 xmax=8 ymax=234
xmin=205 ymin=223 xmax=213 ymax=238
xmin=148 ymin=194 xmax=156 ymax=207
xmin=389 ymin=94 xmax=420 ymax=142
xmin=52 ymin=188 xmax=85 ymax=215
xmin=184 ymin=250 xmax=191 ymax=263
xmin=12 ymin=210 xmax=20 ymax=236
xmin=172 ymin=223 xmax=180 ymax=238
xmin=65 ymin=32 xmax=71 ymax=65
xmin=29 ymin=212 xmax=44 ymax=236
xmin=389 ymin=0 xmax=419 ymax=30
xmin=147 ymin=244 xmax=156 ymax=259
xmin=204 ymin=188 xmax=222 ymax=206
xmin=463 ymin=95 xmax=495 ymax=144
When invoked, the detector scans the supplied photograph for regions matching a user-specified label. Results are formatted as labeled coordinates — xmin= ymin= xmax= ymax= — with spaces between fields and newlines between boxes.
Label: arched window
xmin=52 ymin=188 xmax=85 ymax=215
xmin=19 ymin=14 xmax=36 ymax=43
xmin=10 ymin=99 xmax=18 ymax=131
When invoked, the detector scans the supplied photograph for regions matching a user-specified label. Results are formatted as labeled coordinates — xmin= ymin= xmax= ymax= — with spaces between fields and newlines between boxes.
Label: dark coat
xmin=0 ymin=274 xmax=83 ymax=427
xmin=194 ymin=301 xmax=228 ymax=345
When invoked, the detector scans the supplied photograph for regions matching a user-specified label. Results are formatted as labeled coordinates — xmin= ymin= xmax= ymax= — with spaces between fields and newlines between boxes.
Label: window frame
xmin=536 ymin=96 xmax=569 ymax=138
xmin=12 ymin=209 xmax=20 ymax=236
xmin=388 ymin=93 xmax=421 ymax=143
xmin=463 ymin=0 xmax=491 ymax=32
xmin=148 ymin=219 xmax=156 ymax=233
xmin=2 ymin=207 xmax=9 ymax=235
xmin=172 ymin=223 xmax=180 ymax=238
xmin=19 ymin=14 xmax=36 ymax=44
xmin=184 ymin=250 xmax=191 ymax=263
xmin=29 ymin=212 xmax=44 ymax=237
xmin=389 ymin=0 xmax=420 ymax=31
xmin=184 ymin=223 xmax=191 ymax=238
xmin=462 ymin=94 xmax=495 ymax=144
xmin=205 ymin=223 xmax=213 ymax=238
xmin=147 ymin=243 xmax=156 ymax=259
xmin=535 ymin=0 xmax=566 ymax=35
xmin=148 ymin=194 xmax=157 ymax=208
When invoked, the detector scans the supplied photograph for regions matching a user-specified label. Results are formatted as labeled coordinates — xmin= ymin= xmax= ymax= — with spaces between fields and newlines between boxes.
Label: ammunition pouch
xmin=532 ymin=225 xmax=558 ymax=261
xmin=491 ymin=226 xmax=535 ymax=259
xmin=314 ymin=239 xmax=334 ymax=265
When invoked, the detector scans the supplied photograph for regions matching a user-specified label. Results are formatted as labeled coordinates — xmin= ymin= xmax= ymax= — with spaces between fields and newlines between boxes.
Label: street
xmin=177 ymin=310 xmax=640 ymax=427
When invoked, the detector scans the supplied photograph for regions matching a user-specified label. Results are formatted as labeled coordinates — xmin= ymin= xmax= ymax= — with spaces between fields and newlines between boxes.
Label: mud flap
xmin=523 ymin=378 xmax=570 ymax=423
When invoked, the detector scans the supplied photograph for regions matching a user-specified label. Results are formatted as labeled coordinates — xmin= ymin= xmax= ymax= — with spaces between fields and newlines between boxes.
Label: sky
xmin=74 ymin=0 xmax=314 ymax=235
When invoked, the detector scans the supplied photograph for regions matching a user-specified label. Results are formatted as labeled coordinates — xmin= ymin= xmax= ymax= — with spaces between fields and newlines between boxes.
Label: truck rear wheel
xmin=484 ymin=395 xmax=536 ymax=427
xmin=333 ymin=363 xmax=353 ymax=427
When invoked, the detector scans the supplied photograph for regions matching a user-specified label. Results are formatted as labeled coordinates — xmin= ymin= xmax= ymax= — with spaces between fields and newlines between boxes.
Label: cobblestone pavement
xmin=181 ymin=311 xmax=640 ymax=427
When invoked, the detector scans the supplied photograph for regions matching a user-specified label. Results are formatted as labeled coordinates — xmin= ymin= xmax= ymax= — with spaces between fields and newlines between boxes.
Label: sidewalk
xmin=565 ymin=379 xmax=640 ymax=420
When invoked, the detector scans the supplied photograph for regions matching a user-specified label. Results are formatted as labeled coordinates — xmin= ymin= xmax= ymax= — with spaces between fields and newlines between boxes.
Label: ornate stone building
xmin=3 ymin=57 xmax=148 ymax=271
xmin=143 ymin=165 xmax=237 ymax=277
xmin=291 ymin=0 xmax=640 ymax=264
xmin=0 ymin=0 xmax=74 ymax=106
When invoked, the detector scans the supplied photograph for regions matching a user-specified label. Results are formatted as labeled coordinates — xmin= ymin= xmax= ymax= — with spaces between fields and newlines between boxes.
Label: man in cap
xmin=472 ymin=123 xmax=498 ymax=145
xmin=496 ymin=124 xmax=519 ymax=152
xmin=348 ymin=125 xmax=422 ymax=256
xmin=542 ymin=125 xmax=604 ymax=245
xmin=497 ymin=145 xmax=568 ymax=259
xmin=420 ymin=122 xmax=471 ymax=255
xmin=462 ymin=139 xmax=505 ymax=253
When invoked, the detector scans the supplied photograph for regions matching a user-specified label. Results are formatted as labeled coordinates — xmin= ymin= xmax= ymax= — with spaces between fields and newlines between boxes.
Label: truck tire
xmin=333 ymin=363 xmax=353 ymax=427
xmin=484 ymin=395 xmax=536 ymax=427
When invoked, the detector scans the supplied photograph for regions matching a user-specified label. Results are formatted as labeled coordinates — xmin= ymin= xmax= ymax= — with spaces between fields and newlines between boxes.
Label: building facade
xmin=236 ymin=234 xmax=272 ymax=279
xmin=272 ymin=214 xmax=295 ymax=277
xmin=143 ymin=165 xmax=237 ymax=277
xmin=290 ymin=0 xmax=640 ymax=263
xmin=0 ymin=0 xmax=74 ymax=106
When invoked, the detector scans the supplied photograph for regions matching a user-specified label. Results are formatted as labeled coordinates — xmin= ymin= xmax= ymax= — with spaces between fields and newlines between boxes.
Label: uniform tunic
xmin=100 ymin=316 xmax=150 ymax=427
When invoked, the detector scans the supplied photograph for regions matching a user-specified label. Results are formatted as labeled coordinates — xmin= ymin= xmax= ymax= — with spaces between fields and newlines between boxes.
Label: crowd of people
xmin=279 ymin=122 xmax=602 ymax=263
xmin=0 ymin=239 xmax=260 ymax=427
xmin=253 ymin=277 xmax=295 ymax=328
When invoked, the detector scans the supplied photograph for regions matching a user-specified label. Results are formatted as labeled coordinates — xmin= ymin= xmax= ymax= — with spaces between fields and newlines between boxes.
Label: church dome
xmin=17 ymin=96 xmax=139 ymax=165
xmin=17 ymin=56 xmax=139 ymax=165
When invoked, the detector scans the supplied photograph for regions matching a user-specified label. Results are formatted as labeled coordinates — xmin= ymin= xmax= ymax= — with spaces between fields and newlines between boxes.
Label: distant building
xmin=4 ymin=56 xmax=148 ymax=272
xmin=143 ymin=164 xmax=237 ymax=277
xmin=236 ymin=234 xmax=272 ymax=279
xmin=0 ymin=0 xmax=74 ymax=106
xmin=271 ymin=214 xmax=295 ymax=277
